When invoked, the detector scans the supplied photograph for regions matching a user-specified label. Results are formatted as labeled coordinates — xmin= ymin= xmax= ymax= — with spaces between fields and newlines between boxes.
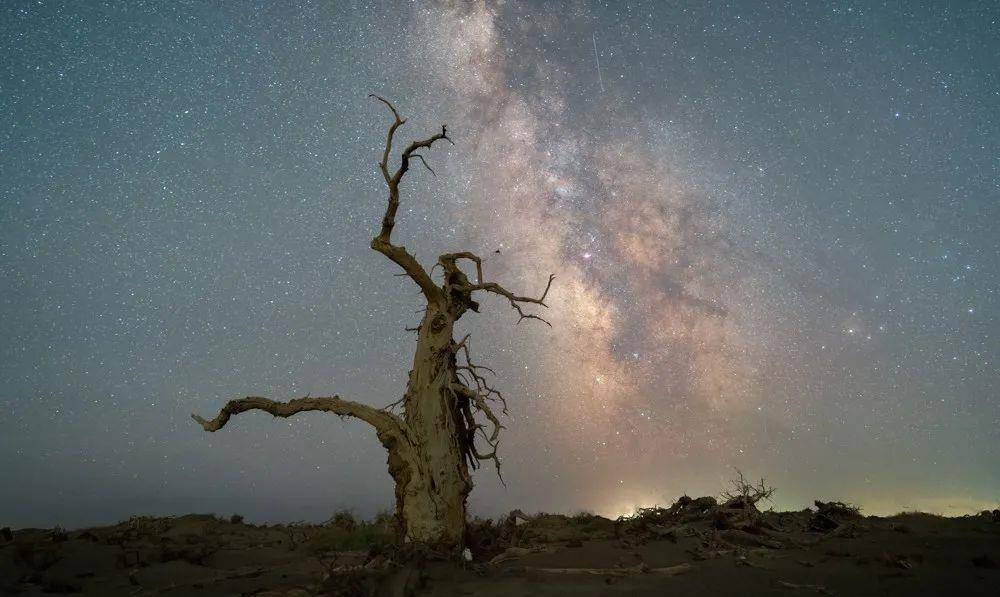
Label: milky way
xmin=1 ymin=1 xmax=997 ymax=528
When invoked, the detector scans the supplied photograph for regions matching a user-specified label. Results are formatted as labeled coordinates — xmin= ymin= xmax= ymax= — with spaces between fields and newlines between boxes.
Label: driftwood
xmin=525 ymin=563 xmax=694 ymax=577
xmin=776 ymin=579 xmax=832 ymax=594
xmin=717 ymin=529 xmax=785 ymax=550
xmin=488 ymin=545 xmax=556 ymax=565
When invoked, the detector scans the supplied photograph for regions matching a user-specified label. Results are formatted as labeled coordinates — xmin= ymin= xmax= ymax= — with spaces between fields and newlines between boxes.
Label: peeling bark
xmin=191 ymin=96 xmax=554 ymax=552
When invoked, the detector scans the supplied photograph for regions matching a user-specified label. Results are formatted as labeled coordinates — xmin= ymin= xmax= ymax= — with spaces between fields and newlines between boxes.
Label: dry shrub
xmin=721 ymin=470 xmax=775 ymax=511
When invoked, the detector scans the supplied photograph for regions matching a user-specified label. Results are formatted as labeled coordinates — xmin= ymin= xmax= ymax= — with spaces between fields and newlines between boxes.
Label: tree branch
xmin=470 ymin=274 xmax=556 ymax=326
xmin=409 ymin=153 xmax=435 ymax=176
xmin=438 ymin=250 xmax=555 ymax=325
xmin=451 ymin=334 xmax=507 ymax=484
xmin=368 ymin=94 xmax=404 ymax=185
xmin=439 ymin=252 xmax=483 ymax=285
xmin=192 ymin=395 xmax=404 ymax=439
xmin=388 ymin=125 xmax=452 ymax=190
xmin=369 ymin=94 xmax=449 ymax=303
xmin=370 ymin=238 xmax=442 ymax=301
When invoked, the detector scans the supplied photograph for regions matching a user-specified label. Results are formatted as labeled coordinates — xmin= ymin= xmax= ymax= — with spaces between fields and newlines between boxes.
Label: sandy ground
xmin=2 ymin=501 xmax=997 ymax=596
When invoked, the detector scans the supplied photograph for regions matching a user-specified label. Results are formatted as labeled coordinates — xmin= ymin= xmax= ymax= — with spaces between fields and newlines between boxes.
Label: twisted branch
xmin=192 ymin=395 xmax=404 ymax=440
xmin=370 ymin=94 xmax=452 ymax=243
xmin=409 ymin=153 xmax=435 ymax=176
xmin=472 ymin=274 xmax=556 ymax=326
xmin=369 ymin=94 xmax=452 ymax=302
xmin=450 ymin=334 xmax=507 ymax=482
xmin=369 ymin=94 xmax=404 ymax=185
xmin=454 ymin=334 xmax=507 ymax=414
xmin=438 ymin=252 xmax=483 ymax=285
xmin=438 ymin=250 xmax=555 ymax=325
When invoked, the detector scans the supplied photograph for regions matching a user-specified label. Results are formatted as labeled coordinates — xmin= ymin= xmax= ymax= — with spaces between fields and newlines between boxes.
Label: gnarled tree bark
xmin=191 ymin=95 xmax=555 ymax=552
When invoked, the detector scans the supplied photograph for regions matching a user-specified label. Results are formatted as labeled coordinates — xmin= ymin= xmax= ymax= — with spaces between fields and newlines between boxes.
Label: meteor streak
xmin=592 ymin=33 xmax=604 ymax=92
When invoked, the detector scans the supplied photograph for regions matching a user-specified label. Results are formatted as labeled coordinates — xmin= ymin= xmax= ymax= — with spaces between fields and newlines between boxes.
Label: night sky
xmin=2 ymin=1 xmax=997 ymax=529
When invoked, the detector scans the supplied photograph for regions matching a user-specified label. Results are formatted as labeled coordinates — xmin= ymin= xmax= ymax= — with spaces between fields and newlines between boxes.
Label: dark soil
xmin=2 ymin=503 xmax=998 ymax=596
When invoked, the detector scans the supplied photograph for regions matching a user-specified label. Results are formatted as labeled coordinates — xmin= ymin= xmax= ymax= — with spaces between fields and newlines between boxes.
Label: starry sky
xmin=2 ymin=1 xmax=998 ymax=529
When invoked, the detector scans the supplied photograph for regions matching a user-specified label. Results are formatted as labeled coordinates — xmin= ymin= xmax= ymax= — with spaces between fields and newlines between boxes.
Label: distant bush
xmin=814 ymin=500 xmax=861 ymax=518
xmin=326 ymin=509 xmax=358 ymax=532
xmin=306 ymin=522 xmax=392 ymax=553
xmin=515 ymin=513 xmax=616 ymax=544
xmin=721 ymin=469 xmax=775 ymax=510
xmin=302 ymin=511 xmax=395 ymax=553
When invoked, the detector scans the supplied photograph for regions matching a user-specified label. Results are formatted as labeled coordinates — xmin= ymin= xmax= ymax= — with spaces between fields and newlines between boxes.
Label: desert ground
xmin=2 ymin=497 xmax=998 ymax=596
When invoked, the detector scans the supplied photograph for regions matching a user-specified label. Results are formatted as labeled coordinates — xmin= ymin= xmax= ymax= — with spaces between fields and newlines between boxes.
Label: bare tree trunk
xmin=388 ymin=307 xmax=471 ymax=547
xmin=191 ymin=95 xmax=554 ymax=554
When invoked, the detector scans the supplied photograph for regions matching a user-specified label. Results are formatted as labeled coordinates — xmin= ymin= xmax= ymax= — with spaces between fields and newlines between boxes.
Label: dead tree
xmin=191 ymin=95 xmax=555 ymax=551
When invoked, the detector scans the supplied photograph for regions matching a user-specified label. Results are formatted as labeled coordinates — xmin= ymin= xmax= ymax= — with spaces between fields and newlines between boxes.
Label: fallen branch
xmin=526 ymin=562 xmax=693 ymax=577
xmin=488 ymin=545 xmax=556 ymax=565
xmin=776 ymin=580 xmax=831 ymax=594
